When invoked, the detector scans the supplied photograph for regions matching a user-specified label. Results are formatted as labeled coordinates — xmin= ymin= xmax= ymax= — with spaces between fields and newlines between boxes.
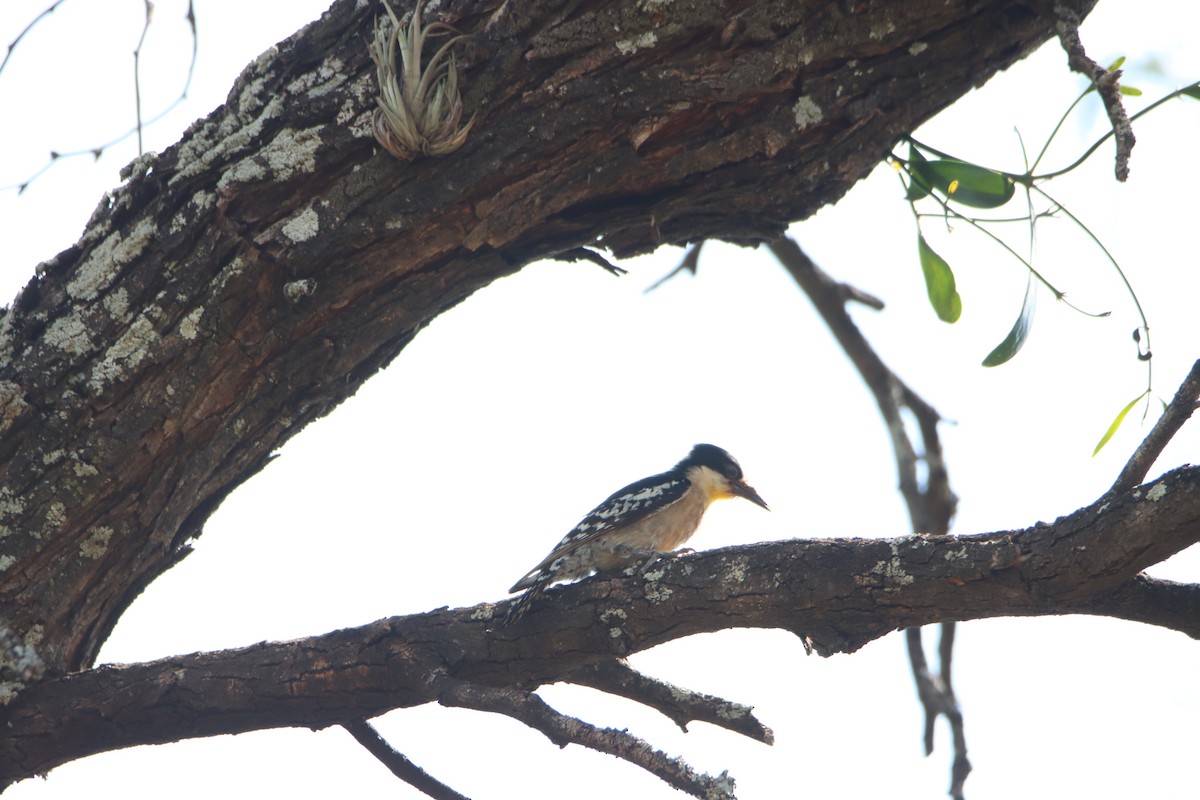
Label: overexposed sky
xmin=2 ymin=1 xmax=1198 ymax=798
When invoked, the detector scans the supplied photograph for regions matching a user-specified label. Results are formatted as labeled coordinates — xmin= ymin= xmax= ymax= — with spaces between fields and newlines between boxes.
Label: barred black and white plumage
xmin=504 ymin=444 xmax=768 ymax=625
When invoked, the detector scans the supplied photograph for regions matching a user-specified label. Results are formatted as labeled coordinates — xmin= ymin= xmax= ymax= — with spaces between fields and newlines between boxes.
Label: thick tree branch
xmin=2 ymin=462 xmax=1196 ymax=785
xmin=0 ymin=0 xmax=1099 ymax=677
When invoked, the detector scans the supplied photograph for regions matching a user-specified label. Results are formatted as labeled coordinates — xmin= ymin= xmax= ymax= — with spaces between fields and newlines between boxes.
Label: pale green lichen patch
xmin=616 ymin=31 xmax=657 ymax=55
xmin=79 ymin=526 xmax=114 ymax=559
xmin=184 ymin=93 xmax=284 ymax=188
xmin=45 ymin=501 xmax=67 ymax=533
xmin=599 ymin=607 xmax=628 ymax=624
xmin=68 ymin=217 xmax=157 ymax=301
xmin=263 ymin=126 xmax=324 ymax=181
xmin=943 ymin=546 xmax=969 ymax=561
xmin=0 ymin=382 xmax=30 ymax=435
xmin=716 ymin=703 xmax=752 ymax=720
xmin=793 ymin=96 xmax=824 ymax=129
xmin=870 ymin=542 xmax=914 ymax=588
xmin=103 ymin=287 xmax=130 ymax=321
xmin=212 ymin=256 xmax=248 ymax=294
xmin=44 ymin=313 xmax=93 ymax=355
xmin=281 ymin=207 xmax=320 ymax=243
xmin=641 ymin=564 xmax=667 ymax=582
xmin=0 ymin=489 xmax=24 ymax=520
xmin=644 ymin=582 xmax=674 ymax=603
xmin=1147 ymin=482 xmax=1168 ymax=501
xmin=909 ymin=41 xmax=929 ymax=55
xmin=287 ymin=56 xmax=347 ymax=99
xmin=179 ymin=307 xmax=204 ymax=340
xmin=91 ymin=314 xmax=159 ymax=392
xmin=710 ymin=770 xmax=737 ymax=800
xmin=169 ymin=190 xmax=215 ymax=235
xmin=0 ymin=556 xmax=14 ymax=571
xmin=723 ymin=557 xmax=749 ymax=584
xmin=73 ymin=458 xmax=99 ymax=477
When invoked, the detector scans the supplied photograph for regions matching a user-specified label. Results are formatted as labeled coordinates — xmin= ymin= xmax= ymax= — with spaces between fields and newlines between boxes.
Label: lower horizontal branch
xmin=2 ymin=464 xmax=1197 ymax=784
xmin=436 ymin=677 xmax=735 ymax=800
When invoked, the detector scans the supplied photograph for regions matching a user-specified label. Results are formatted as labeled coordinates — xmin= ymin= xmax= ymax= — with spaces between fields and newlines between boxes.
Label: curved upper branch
xmin=0 ymin=0 xmax=1097 ymax=676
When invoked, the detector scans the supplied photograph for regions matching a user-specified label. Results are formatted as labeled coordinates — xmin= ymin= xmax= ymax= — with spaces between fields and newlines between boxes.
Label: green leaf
xmin=1119 ymin=85 xmax=1143 ymax=96
xmin=1106 ymin=56 xmax=1126 ymax=72
xmin=1181 ymin=83 xmax=1200 ymax=101
xmin=909 ymin=159 xmax=1015 ymax=209
xmin=917 ymin=235 xmax=962 ymax=323
xmin=905 ymin=144 xmax=930 ymax=201
xmin=1092 ymin=393 xmax=1146 ymax=456
xmin=982 ymin=276 xmax=1036 ymax=367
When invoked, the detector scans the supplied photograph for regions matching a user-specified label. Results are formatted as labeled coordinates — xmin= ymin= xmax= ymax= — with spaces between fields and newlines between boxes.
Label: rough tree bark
xmin=14 ymin=0 xmax=1185 ymax=790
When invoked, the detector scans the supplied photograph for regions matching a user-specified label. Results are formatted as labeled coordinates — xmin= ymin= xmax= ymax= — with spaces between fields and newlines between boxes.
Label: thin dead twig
xmin=436 ymin=676 xmax=736 ymax=800
xmin=566 ymin=658 xmax=774 ymax=743
xmin=342 ymin=718 xmax=471 ymax=800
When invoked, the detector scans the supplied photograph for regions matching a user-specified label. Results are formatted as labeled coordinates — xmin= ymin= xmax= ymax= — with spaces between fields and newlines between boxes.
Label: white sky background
xmin=1 ymin=1 xmax=1199 ymax=798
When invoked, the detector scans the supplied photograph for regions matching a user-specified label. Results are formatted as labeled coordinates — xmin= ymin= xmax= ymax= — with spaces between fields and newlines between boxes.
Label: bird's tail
xmin=502 ymin=581 xmax=547 ymax=627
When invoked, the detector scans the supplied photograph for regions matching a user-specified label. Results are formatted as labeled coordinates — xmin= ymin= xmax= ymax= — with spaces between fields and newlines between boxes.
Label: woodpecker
xmin=504 ymin=443 xmax=768 ymax=625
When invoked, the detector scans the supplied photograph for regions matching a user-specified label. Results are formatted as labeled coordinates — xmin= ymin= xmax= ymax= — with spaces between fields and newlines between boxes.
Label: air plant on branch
xmin=369 ymin=0 xmax=474 ymax=160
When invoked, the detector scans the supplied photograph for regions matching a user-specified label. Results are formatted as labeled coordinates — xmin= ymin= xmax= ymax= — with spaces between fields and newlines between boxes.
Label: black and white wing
xmin=508 ymin=470 xmax=690 ymax=592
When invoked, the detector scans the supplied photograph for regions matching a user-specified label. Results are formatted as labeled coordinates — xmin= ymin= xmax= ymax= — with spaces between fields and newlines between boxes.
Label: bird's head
xmin=679 ymin=443 xmax=769 ymax=510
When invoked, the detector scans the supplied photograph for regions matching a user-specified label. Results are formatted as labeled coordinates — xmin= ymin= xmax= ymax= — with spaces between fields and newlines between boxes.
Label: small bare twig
xmin=566 ymin=658 xmax=774 ymax=743
xmin=436 ymin=676 xmax=736 ymax=800
xmin=0 ymin=0 xmax=68 ymax=78
xmin=1054 ymin=5 xmax=1135 ymax=181
xmin=133 ymin=1 xmax=154 ymax=156
xmin=644 ymin=241 xmax=704 ymax=292
xmin=1109 ymin=359 xmax=1200 ymax=495
xmin=549 ymin=247 xmax=628 ymax=277
xmin=2 ymin=1 xmax=199 ymax=194
xmin=342 ymin=718 xmax=471 ymax=800
xmin=768 ymin=235 xmax=969 ymax=798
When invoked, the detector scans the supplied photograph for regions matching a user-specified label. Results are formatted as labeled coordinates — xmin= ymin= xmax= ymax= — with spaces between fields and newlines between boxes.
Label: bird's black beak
xmin=732 ymin=480 xmax=769 ymax=511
